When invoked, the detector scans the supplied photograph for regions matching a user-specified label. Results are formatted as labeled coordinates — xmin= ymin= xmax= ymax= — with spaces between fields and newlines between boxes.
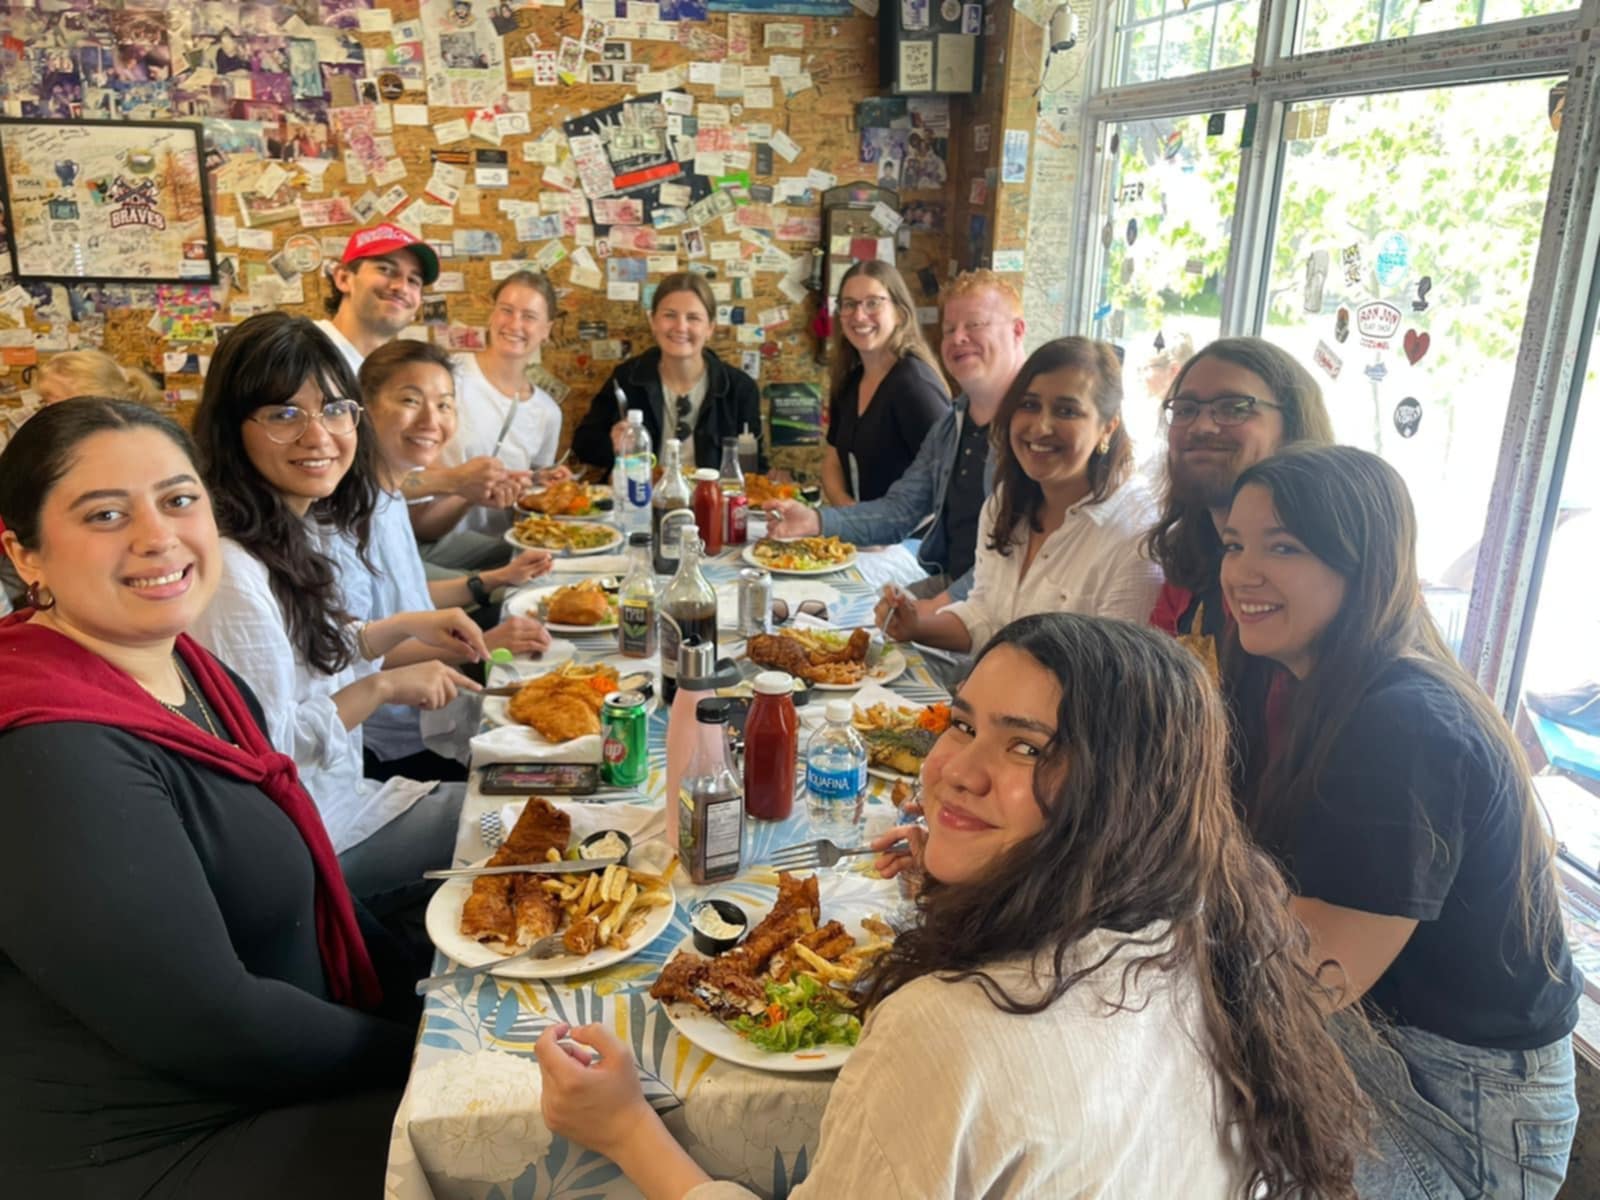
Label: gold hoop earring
xmin=1097 ymin=440 xmax=1111 ymax=456
xmin=25 ymin=580 xmax=56 ymax=611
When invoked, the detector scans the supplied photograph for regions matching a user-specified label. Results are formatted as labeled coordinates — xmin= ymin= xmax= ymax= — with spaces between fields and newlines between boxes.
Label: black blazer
xmin=571 ymin=347 xmax=767 ymax=472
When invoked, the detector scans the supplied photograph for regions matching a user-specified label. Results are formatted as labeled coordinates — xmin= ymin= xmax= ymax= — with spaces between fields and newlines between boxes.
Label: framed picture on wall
xmin=0 ymin=118 xmax=218 ymax=284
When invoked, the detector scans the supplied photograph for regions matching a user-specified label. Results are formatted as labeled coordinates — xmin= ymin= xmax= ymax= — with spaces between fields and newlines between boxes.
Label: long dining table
xmin=383 ymin=537 xmax=950 ymax=1200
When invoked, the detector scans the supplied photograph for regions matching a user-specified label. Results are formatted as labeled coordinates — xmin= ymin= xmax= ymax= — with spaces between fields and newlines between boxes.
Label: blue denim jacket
xmin=818 ymin=394 xmax=993 ymax=600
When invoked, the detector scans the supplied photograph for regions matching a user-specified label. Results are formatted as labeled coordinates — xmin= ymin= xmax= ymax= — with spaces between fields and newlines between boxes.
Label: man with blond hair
xmin=767 ymin=270 xmax=1028 ymax=602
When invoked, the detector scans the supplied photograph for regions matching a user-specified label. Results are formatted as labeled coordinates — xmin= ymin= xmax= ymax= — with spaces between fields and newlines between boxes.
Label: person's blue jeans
xmin=1334 ymin=1016 xmax=1577 ymax=1199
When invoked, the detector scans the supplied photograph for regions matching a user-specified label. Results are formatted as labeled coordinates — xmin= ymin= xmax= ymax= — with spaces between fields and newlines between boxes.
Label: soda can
xmin=724 ymin=491 xmax=749 ymax=546
xmin=736 ymin=567 xmax=772 ymax=638
xmin=600 ymin=690 xmax=650 ymax=787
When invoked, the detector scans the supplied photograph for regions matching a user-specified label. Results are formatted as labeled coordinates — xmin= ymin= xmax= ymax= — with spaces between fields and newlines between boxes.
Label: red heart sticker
xmin=1403 ymin=329 xmax=1430 ymax=365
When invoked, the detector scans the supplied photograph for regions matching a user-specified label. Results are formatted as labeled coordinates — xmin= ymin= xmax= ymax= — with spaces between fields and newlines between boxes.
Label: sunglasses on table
xmin=770 ymin=598 xmax=829 ymax=624
xmin=1161 ymin=394 xmax=1281 ymax=427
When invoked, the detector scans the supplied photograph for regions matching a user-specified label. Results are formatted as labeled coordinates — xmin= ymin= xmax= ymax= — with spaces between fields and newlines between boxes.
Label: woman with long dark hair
xmin=533 ymin=613 xmax=1368 ymax=1198
xmin=821 ymin=260 xmax=949 ymax=505
xmin=880 ymin=337 xmax=1161 ymax=651
xmin=188 ymin=312 xmax=484 ymax=914
xmin=0 ymin=399 xmax=412 ymax=1195
xmin=1220 ymin=445 xmax=1583 ymax=1197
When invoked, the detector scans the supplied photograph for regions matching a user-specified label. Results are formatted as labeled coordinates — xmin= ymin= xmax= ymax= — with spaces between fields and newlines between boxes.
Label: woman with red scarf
xmin=0 ymin=399 xmax=413 ymax=1196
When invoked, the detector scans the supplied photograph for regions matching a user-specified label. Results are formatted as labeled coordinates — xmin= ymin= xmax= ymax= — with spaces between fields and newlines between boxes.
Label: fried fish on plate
xmin=546 ymin=579 xmax=612 ymax=626
xmin=507 ymin=663 xmax=619 ymax=742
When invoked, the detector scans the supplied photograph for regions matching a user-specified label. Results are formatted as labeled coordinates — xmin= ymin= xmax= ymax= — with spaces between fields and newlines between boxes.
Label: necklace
xmin=157 ymin=657 xmax=223 ymax=740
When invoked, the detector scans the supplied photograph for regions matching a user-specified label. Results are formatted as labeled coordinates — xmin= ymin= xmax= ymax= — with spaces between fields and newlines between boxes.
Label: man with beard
xmin=316 ymin=223 xmax=439 ymax=372
xmin=1145 ymin=338 xmax=1334 ymax=675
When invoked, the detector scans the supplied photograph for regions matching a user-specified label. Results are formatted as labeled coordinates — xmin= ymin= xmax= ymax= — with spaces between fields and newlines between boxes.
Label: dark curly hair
xmin=864 ymin=613 xmax=1368 ymax=1198
xmin=192 ymin=312 xmax=376 ymax=675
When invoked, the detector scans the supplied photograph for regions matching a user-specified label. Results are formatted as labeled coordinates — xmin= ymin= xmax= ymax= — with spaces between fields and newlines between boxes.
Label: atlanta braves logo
xmin=107 ymin=175 xmax=166 ymax=230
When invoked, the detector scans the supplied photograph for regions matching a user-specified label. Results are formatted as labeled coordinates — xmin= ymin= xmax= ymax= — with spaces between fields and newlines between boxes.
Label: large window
xmin=1088 ymin=108 xmax=1245 ymax=454
xmin=1261 ymin=79 xmax=1563 ymax=583
xmin=1298 ymin=0 xmax=1577 ymax=53
xmin=1112 ymin=0 xmax=1257 ymax=85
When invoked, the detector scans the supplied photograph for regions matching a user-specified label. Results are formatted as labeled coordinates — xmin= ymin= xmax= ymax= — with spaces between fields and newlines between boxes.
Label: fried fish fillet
xmin=460 ymin=870 xmax=517 ymax=949
xmin=503 ymin=797 xmax=573 ymax=860
xmin=547 ymin=580 xmax=611 ymax=626
xmin=808 ymin=628 xmax=870 ymax=665
xmin=648 ymin=950 xmax=766 ymax=1018
xmin=747 ymin=633 xmax=813 ymax=679
xmin=769 ymin=920 xmax=856 ymax=983
xmin=507 ymin=668 xmax=616 ymax=742
xmin=512 ymin=873 xmax=562 ymax=942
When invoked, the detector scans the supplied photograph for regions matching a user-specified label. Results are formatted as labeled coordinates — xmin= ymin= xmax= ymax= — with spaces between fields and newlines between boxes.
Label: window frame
xmin=1071 ymin=1 xmax=1598 ymax=711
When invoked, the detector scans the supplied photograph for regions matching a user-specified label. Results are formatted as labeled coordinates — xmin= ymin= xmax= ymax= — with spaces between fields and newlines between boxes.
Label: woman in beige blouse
xmin=878 ymin=337 xmax=1162 ymax=652
xmin=535 ymin=613 xmax=1369 ymax=1199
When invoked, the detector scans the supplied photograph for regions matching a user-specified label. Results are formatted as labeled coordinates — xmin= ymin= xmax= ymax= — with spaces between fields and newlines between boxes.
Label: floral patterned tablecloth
xmin=385 ymin=556 xmax=947 ymax=1200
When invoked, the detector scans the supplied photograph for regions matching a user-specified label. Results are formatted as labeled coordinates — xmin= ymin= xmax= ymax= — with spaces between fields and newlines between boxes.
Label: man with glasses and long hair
xmin=1144 ymin=338 xmax=1334 ymax=675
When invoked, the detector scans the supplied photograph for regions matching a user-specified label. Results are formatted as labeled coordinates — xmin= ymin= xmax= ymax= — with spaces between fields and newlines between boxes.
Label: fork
xmin=415 ymin=933 xmax=567 ymax=995
xmin=768 ymin=837 xmax=907 ymax=872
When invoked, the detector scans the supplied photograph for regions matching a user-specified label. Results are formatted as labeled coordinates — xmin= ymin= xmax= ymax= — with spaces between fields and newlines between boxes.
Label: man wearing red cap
xmin=315 ymin=222 xmax=440 ymax=371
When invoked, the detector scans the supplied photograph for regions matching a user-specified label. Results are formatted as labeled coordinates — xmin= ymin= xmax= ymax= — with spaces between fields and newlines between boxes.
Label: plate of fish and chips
xmin=651 ymin=871 xmax=897 ymax=1072
xmin=854 ymin=699 xmax=951 ymax=782
xmin=744 ymin=536 xmax=857 ymax=575
xmin=746 ymin=626 xmax=906 ymax=691
xmin=425 ymin=796 xmax=677 ymax=980
xmin=503 ymin=579 xmax=620 ymax=633
xmin=517 ymin=481 xmax=612 ymax=520
xmin=482 ymin=662 xmax=621 ymax=744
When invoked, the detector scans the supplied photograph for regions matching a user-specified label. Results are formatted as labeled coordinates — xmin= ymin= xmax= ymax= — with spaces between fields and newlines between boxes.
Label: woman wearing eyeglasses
xmin=187 ymin=313 xmax=485 ymax=930
xmin=822 ymin=261 xmax=949 ymax=506
xmin=880 ymin=337 xmax=1162 ymax=652
xmin=411 ymin=272 xmax=570 ymax=550
xmin=1144 ymin=338 xmax=1334 ymax=678
xmin=571 ymin=272 xmax=766 ymax=472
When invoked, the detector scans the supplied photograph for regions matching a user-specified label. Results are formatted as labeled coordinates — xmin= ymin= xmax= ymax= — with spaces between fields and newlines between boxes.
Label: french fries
xmin=534 ymin=857 xmax=675 ymax=956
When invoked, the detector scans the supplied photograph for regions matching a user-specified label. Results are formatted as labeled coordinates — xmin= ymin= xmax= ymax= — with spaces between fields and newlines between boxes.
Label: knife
xmin=424 ymin=856 xmax=620 ymax=880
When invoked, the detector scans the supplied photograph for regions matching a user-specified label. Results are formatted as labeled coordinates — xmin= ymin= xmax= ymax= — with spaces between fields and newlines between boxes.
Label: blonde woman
xmin=35 ymin=349 xmax=162 ymax=407
xmin=824 ymin=261 xmax=949 ymax=505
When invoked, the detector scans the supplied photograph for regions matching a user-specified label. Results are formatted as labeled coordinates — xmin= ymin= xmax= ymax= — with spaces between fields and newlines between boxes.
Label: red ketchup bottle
xmin=691 ymin=467 xmax=724 ymax=555
xmin=743 ymin=671 xmax=799 ymax=821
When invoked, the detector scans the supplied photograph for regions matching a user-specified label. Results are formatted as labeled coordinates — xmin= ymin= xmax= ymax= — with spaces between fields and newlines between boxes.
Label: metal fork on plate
xmin=415 ymin=933 xmax=566 ymax=995
xmin=768 ymin=837 xmax=907 ymax=872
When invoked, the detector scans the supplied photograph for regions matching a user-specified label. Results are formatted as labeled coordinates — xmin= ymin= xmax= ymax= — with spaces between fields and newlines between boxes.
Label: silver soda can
xmin=736 ymin=567 xmax=772 ymax=638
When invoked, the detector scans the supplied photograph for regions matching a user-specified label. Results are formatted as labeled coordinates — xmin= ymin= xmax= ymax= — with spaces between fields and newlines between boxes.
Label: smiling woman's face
xmin=919 ymin=643 xmax=1056 ymax=885
xmin=7 ymin=426 xmax=219 ymax=647
xmin=365 ymin=360 xmax=457 ymax=477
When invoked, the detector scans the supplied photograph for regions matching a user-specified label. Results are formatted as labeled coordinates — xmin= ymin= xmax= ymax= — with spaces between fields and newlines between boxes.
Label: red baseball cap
xmin=339 ymin=223 xmax=440 ymax=286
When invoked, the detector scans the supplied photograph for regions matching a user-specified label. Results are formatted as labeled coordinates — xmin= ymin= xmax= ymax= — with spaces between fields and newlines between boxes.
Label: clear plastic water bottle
xmin=619 ymin=409 xmax=654 ymax=538
xmin=804 ymin=699 xmax=868 ymax=842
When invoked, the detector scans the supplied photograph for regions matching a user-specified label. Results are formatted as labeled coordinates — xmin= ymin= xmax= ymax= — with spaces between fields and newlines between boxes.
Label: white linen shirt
xmin=189 ymin=537 xmax=433 ymax=853
xmin=313 ymin=318 xmax=365 ymax=375
xmin=686 ymin=924 xmax=1248 ymax=1200
xmin=943 ymin=478 xmax=1163 ymax=650
xmin=442 ymin=353 xmax=562 ymax=535
xmin=317 ymin=489 xmax=435 ymax=763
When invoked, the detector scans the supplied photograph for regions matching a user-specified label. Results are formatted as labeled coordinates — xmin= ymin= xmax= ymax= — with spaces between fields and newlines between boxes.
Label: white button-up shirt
xmin=943 ymin=478 xmax=1163 ymax=650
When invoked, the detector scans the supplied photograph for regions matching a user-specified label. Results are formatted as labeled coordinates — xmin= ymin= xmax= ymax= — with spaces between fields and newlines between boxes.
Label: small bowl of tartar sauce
xmin=579 ymin=829 xmax=633 ymax=865
xmin=691 ymin=899 xmax=748 ymax=955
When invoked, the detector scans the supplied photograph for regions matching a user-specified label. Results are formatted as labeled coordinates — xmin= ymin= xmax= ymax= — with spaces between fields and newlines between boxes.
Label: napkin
xmin=548 ymin=554 xmax=630 ymax=575
xmin=471 ymin=724 xmax=601 ymax=765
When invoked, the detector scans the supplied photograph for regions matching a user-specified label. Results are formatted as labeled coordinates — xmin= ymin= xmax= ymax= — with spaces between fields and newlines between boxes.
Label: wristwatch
xmin=466 ymin=574 xmax=493 ymax=607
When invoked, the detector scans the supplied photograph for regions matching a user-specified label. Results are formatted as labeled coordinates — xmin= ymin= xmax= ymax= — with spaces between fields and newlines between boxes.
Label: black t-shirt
xmin=1253 ymin=660 xmax=1582 ymax=1050
xmin=827 ymin=355 xmax=949 ymax=503
xmin=0 ymin=682 xmax=413 ymax=1185
xmin=939 ymin=412 xmax=990 ymax=584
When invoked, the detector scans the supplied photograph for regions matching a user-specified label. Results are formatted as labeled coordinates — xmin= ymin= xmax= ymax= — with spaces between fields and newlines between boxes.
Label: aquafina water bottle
xmin=804 ymin=699 xmax=868 ymax=841
xmin=619 ymin=409 xmax=653 ymax=538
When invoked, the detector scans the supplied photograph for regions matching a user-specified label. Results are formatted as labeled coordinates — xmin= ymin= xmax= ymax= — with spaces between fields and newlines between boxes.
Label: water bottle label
xmin=806 ymin=761 xmax=866 ymax=800
xmin=627 ymin=476 xmax=652 ymax=507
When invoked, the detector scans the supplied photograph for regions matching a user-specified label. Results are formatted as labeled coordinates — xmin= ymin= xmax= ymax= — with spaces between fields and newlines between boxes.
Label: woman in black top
xmin=823 ymin=261 xmax=949 ymax=505
xmin=571 ymin=271 xmax=765 ymax=472
xmin=0 ymin=399 xmax=414 ymax=1198
xmin=1219 ymin=445 xmax=1582 ymax=1199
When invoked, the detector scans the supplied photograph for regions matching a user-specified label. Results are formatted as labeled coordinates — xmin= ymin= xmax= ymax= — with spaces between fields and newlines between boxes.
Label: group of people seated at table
xmin=0 ymin=221 xmax=1582 ymax=1199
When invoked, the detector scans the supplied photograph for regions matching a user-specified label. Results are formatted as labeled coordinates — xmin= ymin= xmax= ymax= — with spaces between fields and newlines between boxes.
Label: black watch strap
xmin=466 ymin=574 xmax=492 ymax=607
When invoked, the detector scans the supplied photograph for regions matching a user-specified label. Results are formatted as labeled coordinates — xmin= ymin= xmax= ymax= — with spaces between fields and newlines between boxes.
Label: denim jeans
xmin=1333 ymin=1017 xmax=1577 ymax=1199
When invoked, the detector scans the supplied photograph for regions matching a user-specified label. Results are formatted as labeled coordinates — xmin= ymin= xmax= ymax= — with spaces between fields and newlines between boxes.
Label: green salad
xmin=730 ymin=974 xmax=862 ymax=1053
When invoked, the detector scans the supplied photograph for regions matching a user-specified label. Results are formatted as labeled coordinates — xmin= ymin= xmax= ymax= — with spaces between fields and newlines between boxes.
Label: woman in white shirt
xmin=188 ymin=312 xmax=485 ymax=925
xmin=340 ymin=338 xmax=557 ymax=781
xmin=535 ymin=613 xmax=1369 ymax=1198
xmin=880 ymin=337 xmax=1162 ymax=652
xmin=414 ymin=271 xmax=568 ymax=551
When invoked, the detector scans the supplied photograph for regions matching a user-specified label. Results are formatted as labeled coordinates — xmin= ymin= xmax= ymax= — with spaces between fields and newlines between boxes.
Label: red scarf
xmin=0 ymin=614 xmax=382 ymax=1009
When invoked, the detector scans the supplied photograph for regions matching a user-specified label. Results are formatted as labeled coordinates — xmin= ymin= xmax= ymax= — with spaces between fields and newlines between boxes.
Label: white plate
xmin=867 ymin=763 xmax=918 ymax=784
xmin=808 ymin=647 xmax=907 ymax=692
xmin=503 ymin=584 xmax=620 ymax=634
xmin=742 ymin=540 xmax=859 ymax=576
xmin=487 ymin=638 xmax=577 ymax=676
xmin=504 ymin=524 xmax=625 ymax=557
xmin=424 ymin=852 xmax=676 ymax=981
xmin=658 ymin=874 xmax=894 ymax=1073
